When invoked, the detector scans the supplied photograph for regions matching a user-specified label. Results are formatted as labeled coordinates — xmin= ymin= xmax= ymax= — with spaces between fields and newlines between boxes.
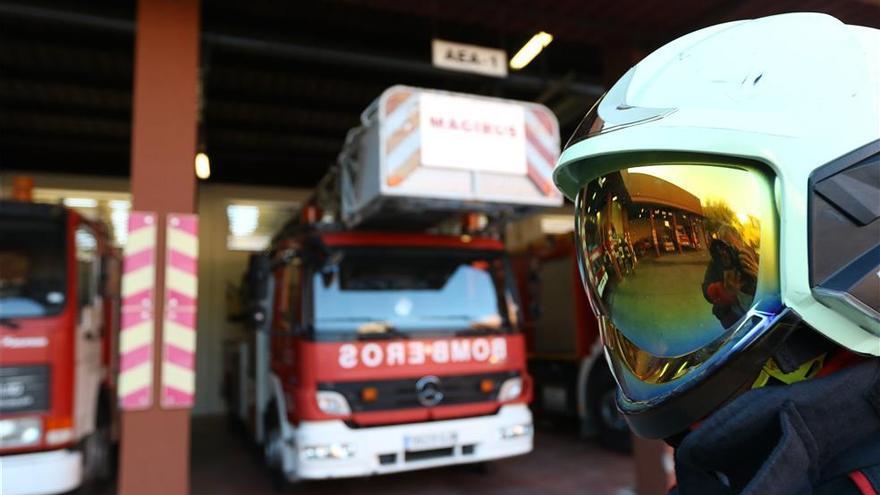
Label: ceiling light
xmin=509 ymin=31 xmax=553 ymax=70
xmin=195 ymin=152 xmax=211 ymax=180
xmin=227 ymin=205 xmax=259 ymax=237
xmin=63 ymin=197 xmax=97 ymax=208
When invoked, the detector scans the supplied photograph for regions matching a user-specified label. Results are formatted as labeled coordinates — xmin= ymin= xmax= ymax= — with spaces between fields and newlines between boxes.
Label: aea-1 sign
xmin=432 ymin=39 xmax=507 ymax=78
xmin=419 ymin=92 xmax=527 ymax=175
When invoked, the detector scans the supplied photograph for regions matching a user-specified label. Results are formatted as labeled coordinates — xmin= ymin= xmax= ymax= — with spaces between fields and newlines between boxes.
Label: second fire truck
xmin=0 ymin=197 xmax=120 ymax=495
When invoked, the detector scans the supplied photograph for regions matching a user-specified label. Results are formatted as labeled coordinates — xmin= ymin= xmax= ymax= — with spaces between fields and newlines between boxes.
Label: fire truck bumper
xmin=0 ymin=449 xmax=82 ymax=495
xmin=287 ymin=403 xmax=533 ymax=480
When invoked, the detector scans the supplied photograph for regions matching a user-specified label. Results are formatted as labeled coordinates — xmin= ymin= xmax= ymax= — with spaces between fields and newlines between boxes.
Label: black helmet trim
xmin=808 ymin=138 xmax=880 ymax=334
xmin=620 ymin=309 xmax=802 ymax=439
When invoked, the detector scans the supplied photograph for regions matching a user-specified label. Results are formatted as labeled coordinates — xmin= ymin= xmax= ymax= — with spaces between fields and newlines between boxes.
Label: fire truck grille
xmin=404 ymin=447 xmax=454 ymax=462
xmin=318 ymin=370 xmax=518 ymax=413
xmin=0 ymin=365 xmax=51 ymax=413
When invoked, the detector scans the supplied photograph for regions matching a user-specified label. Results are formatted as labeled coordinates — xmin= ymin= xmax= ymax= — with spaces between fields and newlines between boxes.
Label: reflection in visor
xmin=575 ymin=165 xmax=778 ymax=388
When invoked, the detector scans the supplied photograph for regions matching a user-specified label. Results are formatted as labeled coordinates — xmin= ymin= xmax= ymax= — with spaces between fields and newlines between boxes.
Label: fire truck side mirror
xmin=247 ymin=254 xmax=272 ymax=300
xmin=289 ymin=323 xmax=308 ymax=337
xmin=98 ymin=255 xmax=111 ymax=298
xmin=247 ymin=305 xmax=267 ymax=330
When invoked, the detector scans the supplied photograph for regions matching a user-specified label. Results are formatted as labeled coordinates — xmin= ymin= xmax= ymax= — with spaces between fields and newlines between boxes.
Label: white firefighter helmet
xmin=554 ymin=12 xmax=880 ymax=439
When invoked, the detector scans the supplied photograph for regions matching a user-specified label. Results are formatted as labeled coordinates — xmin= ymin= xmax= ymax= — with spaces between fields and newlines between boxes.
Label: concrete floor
xmin=119 ymin=416 xmax=631 ymax=495
xmin=96 ymin=416 xmax=635 ymax=494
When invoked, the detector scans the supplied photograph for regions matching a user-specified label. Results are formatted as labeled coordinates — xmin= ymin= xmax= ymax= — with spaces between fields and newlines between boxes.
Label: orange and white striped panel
xmin=524 ymin=106 xmax=562 ymax=198
xmin=160 ymin=213 xmax=198 ymax=409
xmin=381 ymin=88 xmax=421 ymax=187
xmin=118 ymin=211 xmax=157 ymax=410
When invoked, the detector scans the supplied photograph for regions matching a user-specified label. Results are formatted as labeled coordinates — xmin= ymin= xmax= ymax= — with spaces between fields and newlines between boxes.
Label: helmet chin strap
xmin=663 ymin=323 xmax=840 ymax=447
xmin=753 ymin=322 xmax=834 ymax=388
xmin=773 ymin=324 xmax=834 ymax=372
xmin=751 ymin=354 xmax=825 ymax=388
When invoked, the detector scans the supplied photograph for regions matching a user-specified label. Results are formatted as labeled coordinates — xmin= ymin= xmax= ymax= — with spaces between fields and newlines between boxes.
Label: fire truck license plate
xmin=404 ymin=432 xmax=457 ymax=451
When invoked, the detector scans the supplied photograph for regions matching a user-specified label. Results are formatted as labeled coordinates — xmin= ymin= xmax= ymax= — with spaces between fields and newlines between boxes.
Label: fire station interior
xmin=0 ymin=2 xmax=877 ymax=495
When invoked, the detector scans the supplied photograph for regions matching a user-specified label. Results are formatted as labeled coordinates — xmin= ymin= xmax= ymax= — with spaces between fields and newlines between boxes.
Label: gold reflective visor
xmin=574 ymin=164 xmax=780 ymax=396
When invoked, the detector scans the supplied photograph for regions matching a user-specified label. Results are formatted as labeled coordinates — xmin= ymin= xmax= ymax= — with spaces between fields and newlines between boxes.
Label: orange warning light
xmin=480 ymin=379 xmax=495 ymax=394
xmin=361 ymin=387 xmax=379 ymax=403
xmin=12 ymin=176 xmax=34 ymax=202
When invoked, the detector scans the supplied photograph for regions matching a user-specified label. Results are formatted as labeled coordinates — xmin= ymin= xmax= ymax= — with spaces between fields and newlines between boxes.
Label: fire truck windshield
xmin=0 ymin=216 xmax=67 ymax=318
xmin=312 ymin=248 xmax=518 ymax=340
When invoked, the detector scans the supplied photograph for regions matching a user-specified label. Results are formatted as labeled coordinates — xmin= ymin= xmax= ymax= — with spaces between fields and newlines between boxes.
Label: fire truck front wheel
xmin=588 ymin=365 xmax=633 ymax=454
xmin=264 ymin=402 xmax=298 ymax=491
xmin=79 ymin=398 xmax=114 ymax=488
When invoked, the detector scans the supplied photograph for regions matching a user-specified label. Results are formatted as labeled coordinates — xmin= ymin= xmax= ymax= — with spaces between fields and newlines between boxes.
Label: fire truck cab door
xmin=74 ymin=226 xmax=103 ymax=439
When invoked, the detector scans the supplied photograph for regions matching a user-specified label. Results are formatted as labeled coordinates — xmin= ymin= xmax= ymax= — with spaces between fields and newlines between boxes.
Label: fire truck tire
xmin=263 ymin=403 xmax=297 ymax=491
xmin=588 ymin=366 xmax=633 ymax=454
xmin=79 ymin=400 xmax=114 ymax=489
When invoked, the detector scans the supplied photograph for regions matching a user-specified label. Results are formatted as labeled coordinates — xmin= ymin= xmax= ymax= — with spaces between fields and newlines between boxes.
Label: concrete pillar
xmin=634 ymin=436 xmax=675 ymax=495
xmin=118 ymin=1 xmax=200 ymax=494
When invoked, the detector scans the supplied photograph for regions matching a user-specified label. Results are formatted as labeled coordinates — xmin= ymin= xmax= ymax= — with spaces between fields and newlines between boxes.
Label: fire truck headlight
xmin=0 ymin=417 xmax=42 ymax=449
xmin=302 ymin=443 xmax=356 ymax=460
xmin=497 ymin=377 xmax=523 ymax=401
xmin=316 ymin=390 xmax=352 ymax=416
xmin=500 ymin=423 xmax=533 ymax=440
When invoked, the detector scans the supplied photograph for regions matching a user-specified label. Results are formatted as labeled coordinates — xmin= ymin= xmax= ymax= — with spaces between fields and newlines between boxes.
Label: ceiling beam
xmin=0 ymin=2 xmax=604 ymax=97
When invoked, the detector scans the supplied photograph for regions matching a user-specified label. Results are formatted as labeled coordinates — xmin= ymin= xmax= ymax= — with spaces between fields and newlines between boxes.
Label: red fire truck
xmin=225 ymin=86 xmax=562 ymax=484
xmin=0 ymin=199 xmax=119 ymax=495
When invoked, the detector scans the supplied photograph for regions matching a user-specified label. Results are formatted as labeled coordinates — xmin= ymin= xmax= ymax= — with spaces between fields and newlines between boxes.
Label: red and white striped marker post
xmin=118 ymin=211 xmax=158 ymax=410
xmin=160 ymin=213 xmax=199 ymax=408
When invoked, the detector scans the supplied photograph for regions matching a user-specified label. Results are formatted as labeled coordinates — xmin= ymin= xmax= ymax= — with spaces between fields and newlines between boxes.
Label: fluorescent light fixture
xmin=63 ymin=197 xmax=98 ymax=208
xmin=195 ymin=152 xmax=211 ymax=180
xmin=509 ymin=31 xmax=553 ymax=70
xmin=226 ymin=204 xmax=259 ymax=237
xmin=109 ymin=199 xmax=130 ymax=210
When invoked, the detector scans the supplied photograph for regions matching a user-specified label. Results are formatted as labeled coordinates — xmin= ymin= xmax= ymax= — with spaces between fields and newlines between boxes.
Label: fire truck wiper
xmin=455 ymin=326 xmax=505 ymax=337
xmin=355 ymin=321 xmax=410 ymax=340
xmin=0 ymin=317 xmax=21 ymax=330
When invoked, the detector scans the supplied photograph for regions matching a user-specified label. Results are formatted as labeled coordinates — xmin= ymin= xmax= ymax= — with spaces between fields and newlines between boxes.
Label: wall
xmin=193 ymin=184 xmax=309 ymax=415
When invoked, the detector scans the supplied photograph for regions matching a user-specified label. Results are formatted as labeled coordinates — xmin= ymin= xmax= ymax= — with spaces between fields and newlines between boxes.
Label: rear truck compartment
xmin=508 ymin=223 xmax=633 ymax=453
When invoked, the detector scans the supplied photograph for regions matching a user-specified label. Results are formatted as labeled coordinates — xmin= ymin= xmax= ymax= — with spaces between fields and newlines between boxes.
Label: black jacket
xmin=671 ymin=359 xmax=880 ymax=495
